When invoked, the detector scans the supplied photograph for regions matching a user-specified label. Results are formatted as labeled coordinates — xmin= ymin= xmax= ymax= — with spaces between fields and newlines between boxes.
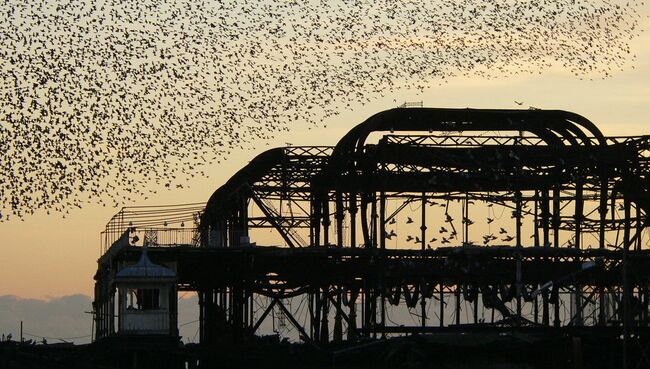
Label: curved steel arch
xmin=201 ymin=147 xmax=285 ymax=229
xmin=327 ymin=108 xmax=604 ymax=178
xmin=200 ymin=146 xmax=332 ymax=240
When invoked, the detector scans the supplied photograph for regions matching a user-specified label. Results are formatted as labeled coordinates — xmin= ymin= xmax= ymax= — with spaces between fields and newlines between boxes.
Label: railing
xmin=135 ymin=227 xmax=201 ymax=248
xmin=100 ymin=203 xmax=205 ymax=255
xmin=101 ymin=227 xmax=201 ymax=254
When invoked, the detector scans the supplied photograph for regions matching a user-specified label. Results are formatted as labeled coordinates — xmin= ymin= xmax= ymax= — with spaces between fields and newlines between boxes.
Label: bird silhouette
xmin=462 ymin=217 xmax=474 ymax=225
xmin=483 ymin=234 xmax=497 ymax=245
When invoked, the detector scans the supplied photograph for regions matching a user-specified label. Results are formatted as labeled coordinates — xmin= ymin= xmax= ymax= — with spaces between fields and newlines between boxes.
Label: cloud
xmin=0 ymin=294 xmax=93 ymax=344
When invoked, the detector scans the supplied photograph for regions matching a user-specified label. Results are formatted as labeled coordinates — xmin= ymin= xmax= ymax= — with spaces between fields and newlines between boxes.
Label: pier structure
xmin=93 ymin=108 xmax=650 ymax=366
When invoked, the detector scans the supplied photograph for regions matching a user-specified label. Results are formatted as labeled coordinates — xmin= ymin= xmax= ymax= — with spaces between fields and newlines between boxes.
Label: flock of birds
xmin=0 ymin=0 xmax=645 ymax=220
xmin=386 ymin=199 xmax=543 ymax=247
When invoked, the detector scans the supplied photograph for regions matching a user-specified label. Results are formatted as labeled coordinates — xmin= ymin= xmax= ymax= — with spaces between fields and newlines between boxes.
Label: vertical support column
xmin=541 ymin=189 xmax=550 ymax=326
xmin=106 ymin=293 xmax=111 ymax=337
xmin=574 ymin=180 xmax=584 ymax=326
xmin=92 ymin=286 xmax=99 ymax=340
xmin=312 ymin=194 xmax=321 ymax=247
xmin=455 ymin=285 xmax=461 ymax=326
xmin=598 ymin=176 xmax=608 ymax=323
xmin=313 ymin=288 xmax=322 ymax=342
xmin=170 ymin=286 xmax=178 ymax=336
xmin=336 ymin=192 xmax=344 ymax=248
xmin=515 ymin=191 xmax=523 ymax=323
xmin=360 ymin=194 xmax=371 ymax=248
xmin=379 ymin=192 xmax=386 ymax=337
xmin=361 ymin=280 xmax=366 ymax=337
xmin=238 ymin=210 xmax=246 ymax=244
xmin=422 ymin=279 xmax=427 ymax=328
xmin=439 ymin=284 xmax=444 ymax=327
xmin=348 ymin=290 xmax=357 ymax=340
xmin=363 ymin=280 xmax=373 ymax=337
xmin=380 ymin=290 xmax=386 ymax=338
xmin=224 ymin=218 xmax=233 ymax=247
xmin=96 ymin=298 xmax=101 ymax=339
xmin=553 ymin=186 xmax=561 ymax=327
xmin=533 ymin=190 xmax=540 ymax=324
xmin=109 ymin=289 xmax=115 ymax=335
xmin=334 ymin=193 xmax=344 ymax=341
xmin=380 ymin=193 xmax=386 ymax=250
xmin=349 ymin=193 xmax=357 ymax=248
xmin=322 ymin=196 xmax=330 ymax=246
xmin=463 ymin=193 xmax=469 ymax=245
xmin=348 ymin=193 xmax=359 ymax=337
xmin=249 ymin=291 xmax=254 ymax=335
xmin=371 ymin=192 xmax=378 ymax=337
xmin=421 ymin=193 xmax=427 ymax=327
xmin=233 ymin=286 xmax=244 ymax=342
xmin=473 ymin=291 xmax=479 ymax=324
xmin=220 ymin=289 xmax=228 ymax=331
xmin=224 ymin=219 xmax=229 ymax=247
xmin=334 ymin=192 xmax=345 ymax=342
xmin=371 ymin=193 xmax=378 ymax=249
xmin=421 ymin=193 xmax=427 ymax=250
xmin=309 ymin=197 xmax=315 ymax=247
xmin=309 ymin=293 xmax=315 ymax=340
xmin=203 ymin=290 xmax=215 ymax=344
xmin=240 ymin=196 xmax=249 ymax=244
xmin=198 ymin=291 xmax=204 ymax=343
xmin=623 ymin=196 xmax=631 ymax=369
xmin=636 ymin=203 xmax=642 ymax=252
xmin=636 ymin=204 xmax=646 ymax=326
xmin=320 ymin=287 xmax=329 ymax=344
xmin=334 ymin=290 xmax=343 ymax=342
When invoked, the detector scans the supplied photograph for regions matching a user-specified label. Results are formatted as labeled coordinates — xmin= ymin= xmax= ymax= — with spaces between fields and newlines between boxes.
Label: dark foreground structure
xmin=12 ymin=108 xmax=650 ymax=369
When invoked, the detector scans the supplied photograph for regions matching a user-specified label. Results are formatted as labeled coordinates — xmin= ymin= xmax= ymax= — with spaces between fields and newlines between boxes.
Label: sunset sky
xmin=2 ymin=18 xmax=649 ymax=299
xmin=1 ymin=0 xmax=649 ymax=344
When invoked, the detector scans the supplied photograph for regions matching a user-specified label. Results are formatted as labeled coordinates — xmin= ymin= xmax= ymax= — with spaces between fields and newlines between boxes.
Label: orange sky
xmin=1 ymin=18 xmax=649 ymax=300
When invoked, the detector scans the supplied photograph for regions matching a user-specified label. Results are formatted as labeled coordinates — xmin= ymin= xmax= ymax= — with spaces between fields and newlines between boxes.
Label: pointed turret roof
xmin=115 ymin=246 xmax=175 ymax=279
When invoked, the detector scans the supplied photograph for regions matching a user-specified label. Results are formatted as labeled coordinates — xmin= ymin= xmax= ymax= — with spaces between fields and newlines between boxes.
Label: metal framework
xmin=94 ymin=108 xmax=650 ymax=366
